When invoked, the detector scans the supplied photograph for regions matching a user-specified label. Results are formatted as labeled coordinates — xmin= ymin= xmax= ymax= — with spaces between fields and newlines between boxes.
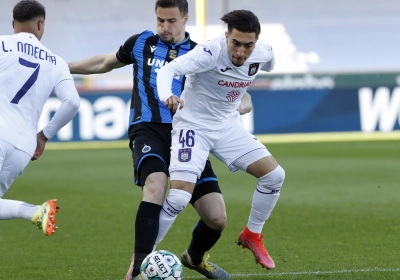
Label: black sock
xmin=187 ymin=219 xmax=223 ymax=265
xmin=131 ymin=201 xmax=162 ymax=276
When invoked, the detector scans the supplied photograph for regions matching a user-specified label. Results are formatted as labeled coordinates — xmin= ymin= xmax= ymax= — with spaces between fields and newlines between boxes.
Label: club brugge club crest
xmin=169 ymin=49 xmax=177 ymax=59
xmin=142 ymin=144 xmax=151 ymax=153
xmin=248 ymin=63 xmax=260 ymax=76
xmin=178 ymin=148 xmax=191 ymax=162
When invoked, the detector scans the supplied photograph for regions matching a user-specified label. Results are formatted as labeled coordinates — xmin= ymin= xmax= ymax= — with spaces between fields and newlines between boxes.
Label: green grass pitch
xmin=1 ymin=140 xmax=399 ymax=279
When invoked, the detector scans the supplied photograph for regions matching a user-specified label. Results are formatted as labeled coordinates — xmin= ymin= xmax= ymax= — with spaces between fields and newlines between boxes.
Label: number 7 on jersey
xmin=11 ymin=57 xmax=41 ymax=104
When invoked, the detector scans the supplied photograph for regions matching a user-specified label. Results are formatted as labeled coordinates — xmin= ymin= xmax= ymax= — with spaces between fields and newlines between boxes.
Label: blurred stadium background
xmin=2 ymin=0 xmax=400 ymax=141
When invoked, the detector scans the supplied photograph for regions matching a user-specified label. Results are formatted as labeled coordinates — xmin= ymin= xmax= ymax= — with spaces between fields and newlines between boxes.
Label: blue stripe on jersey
xmin=128 ymin=108 xmax=134 ymax=128
xmin=133 ymin=32 xmax=151 ymax=124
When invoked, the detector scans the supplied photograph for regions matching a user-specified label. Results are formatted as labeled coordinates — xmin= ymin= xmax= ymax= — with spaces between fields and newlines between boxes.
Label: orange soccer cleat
xmin=237 ymin=227 xmax=275 ymax=269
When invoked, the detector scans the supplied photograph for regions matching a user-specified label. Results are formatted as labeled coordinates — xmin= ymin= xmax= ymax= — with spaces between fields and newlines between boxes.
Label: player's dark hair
xmin=221 ymin=10 xmax=261 ymax=38
xmin=155 ymin=0 xmax=188 ymax=17
xmin=13 ymin=0 xmax=45 ymax=22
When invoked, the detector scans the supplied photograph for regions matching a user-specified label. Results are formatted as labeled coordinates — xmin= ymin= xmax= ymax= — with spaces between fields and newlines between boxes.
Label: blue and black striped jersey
xmin=116 ymin=30 xmax=196 ymax=126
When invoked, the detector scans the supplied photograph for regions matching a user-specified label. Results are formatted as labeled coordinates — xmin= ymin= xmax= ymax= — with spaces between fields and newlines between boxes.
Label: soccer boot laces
xmin=181 ymin=250 xmax=230 ymax=279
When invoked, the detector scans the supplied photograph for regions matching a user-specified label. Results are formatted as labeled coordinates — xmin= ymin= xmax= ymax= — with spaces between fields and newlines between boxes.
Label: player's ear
xmin=183 ymin=14 xmax=189 ymax=24
xmin=12 ymin=20 xmax=15 ymax=29
xmin=37 ymin=19 xmax=45 ymax=31
xmin=225 ymin=31 xmax=228 ymax=42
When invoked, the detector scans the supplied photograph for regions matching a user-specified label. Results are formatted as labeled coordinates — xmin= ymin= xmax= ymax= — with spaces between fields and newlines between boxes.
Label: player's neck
xmin=13 ymin=23 xmax=39 ymax=40
xmin=174 ymin=32 xmax=187 ymax=44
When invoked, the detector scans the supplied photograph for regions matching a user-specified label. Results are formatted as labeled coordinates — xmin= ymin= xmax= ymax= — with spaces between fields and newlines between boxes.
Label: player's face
xmin=225 ymin=28 xmax=257 ymax=67
xmin=156 ymin=7 xmax=188 ymax=44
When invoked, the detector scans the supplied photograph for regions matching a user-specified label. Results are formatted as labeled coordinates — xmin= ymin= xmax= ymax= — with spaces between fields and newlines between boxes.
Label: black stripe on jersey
xmin=141 ymin=36 xmax=161 ymax=123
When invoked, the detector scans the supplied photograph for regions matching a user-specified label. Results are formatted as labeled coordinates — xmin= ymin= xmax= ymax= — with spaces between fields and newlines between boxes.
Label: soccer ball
xmin=140 ymin=250 xmax=183 ymax=280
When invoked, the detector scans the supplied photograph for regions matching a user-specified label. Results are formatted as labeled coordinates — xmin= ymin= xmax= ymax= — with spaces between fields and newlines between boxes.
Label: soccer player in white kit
xmin=0 ymin=0 xmax=80 ymax=236
xmin=156 ymin=10 xmax=285 ymax=270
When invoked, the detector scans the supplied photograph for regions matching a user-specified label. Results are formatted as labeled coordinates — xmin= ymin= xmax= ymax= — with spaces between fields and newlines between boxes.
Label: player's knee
xmin=143 ymin=174 xmax=168 ymax=204
xmin=203 ymin=212 xmax=227 ymax=231
xmin=161 ymin=189 xmax=192 ymax=217
xmin=258 ymin=165 xmax=285 ymax=192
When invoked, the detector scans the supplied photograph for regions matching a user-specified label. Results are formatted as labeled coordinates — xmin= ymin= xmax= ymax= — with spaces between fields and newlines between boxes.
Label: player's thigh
xmin=191 ymin=158 xmax=221 ymax=204
xmin=0 ymin=141 xmax=31 ymax=197
xmin=169 ymin=128 xmax=212 ymax=182
xmin=129 ymin=123 xmax=171 ymax=187
xmin=213 ymin=124 xmax=271 ymax=172
xmin=193 ymin=192 xmax=226 ymax=230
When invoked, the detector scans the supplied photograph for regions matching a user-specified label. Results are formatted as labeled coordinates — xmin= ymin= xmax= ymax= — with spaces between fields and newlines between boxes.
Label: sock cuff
xmin=169 ymin=189 xmax=192 ymax=200
xmin=140 ymin=201 xmax=162 ymax=211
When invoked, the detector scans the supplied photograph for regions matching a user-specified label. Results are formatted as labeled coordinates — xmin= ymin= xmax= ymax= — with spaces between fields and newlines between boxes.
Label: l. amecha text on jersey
xmin=12 ymin=41 xmax=57 ymax=65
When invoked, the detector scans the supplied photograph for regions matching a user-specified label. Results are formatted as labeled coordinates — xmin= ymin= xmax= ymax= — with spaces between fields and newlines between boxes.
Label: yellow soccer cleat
xmin=181 ymin=250 xmax=230 ymax=279
xmin=31 ymin=199 xmax=59 ymax=236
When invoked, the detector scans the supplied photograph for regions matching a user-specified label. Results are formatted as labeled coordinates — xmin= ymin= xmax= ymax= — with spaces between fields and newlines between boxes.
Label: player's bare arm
xmin=68 ymin=50 xmax=125 ymax=74
xmin=238 ymin=92 xmax=252 ymax=115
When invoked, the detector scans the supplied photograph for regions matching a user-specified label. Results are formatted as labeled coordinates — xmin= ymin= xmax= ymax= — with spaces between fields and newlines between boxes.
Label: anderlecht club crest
xmin=178 ymin=148 xmax=191 ymax=162
xmin=248 ymin=63 xmax=260 ymax=76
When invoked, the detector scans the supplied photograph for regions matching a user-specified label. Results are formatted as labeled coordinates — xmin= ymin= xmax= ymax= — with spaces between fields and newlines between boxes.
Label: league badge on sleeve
xmin=248 ymin=63 xmax=260 ymax=76
xmin=178 ymin=148 xmax=192 ymax=162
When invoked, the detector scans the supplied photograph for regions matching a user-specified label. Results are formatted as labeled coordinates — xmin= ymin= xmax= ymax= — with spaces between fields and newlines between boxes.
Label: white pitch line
xmin=181 ymin=267 xmax=400 ymax=278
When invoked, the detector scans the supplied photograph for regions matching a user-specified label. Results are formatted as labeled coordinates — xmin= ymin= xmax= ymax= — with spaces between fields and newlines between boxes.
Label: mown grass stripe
xmin=45 ymin=131 xmax=400 ymax=150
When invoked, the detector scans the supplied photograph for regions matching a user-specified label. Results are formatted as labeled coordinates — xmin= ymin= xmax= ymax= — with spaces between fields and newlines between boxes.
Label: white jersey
xmin=0 ymin=32 xmax=80 ymax=156
xmin=157 ymin=35 xmax=274 ymax=130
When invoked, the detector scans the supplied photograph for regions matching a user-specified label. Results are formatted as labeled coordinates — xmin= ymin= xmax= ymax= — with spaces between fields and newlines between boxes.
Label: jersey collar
xmin=160 ymin=32 xmax=190 ymax=48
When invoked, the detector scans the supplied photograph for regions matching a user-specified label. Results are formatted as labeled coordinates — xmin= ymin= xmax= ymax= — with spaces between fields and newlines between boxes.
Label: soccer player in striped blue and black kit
xmin=68 ymin=1 xmax=252 ymax=279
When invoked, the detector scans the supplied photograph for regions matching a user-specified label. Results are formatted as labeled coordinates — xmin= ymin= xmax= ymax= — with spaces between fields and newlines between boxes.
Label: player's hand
xmin=31 ymin=130 xmax=48 ymax=161
xmin=165 ymin=95 xmax=184 ymax=112
xmin=237 ymin=91 xmax=252 ymax=115
xmin=237 ymin=102 xmax=253 ymax=115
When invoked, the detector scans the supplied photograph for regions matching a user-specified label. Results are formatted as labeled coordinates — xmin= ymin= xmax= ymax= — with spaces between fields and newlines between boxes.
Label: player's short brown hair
xmin=155 ymin=0 xmax=188 ymax=17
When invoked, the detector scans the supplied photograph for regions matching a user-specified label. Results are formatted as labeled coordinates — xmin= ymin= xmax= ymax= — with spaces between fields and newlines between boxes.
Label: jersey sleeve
xmin=116 ymin=34 xmax=140 ymax=65
xmin=157 ymin=45 xmax=216 ymax=102
xmin=173 ymin=44 xmax=216 ymax=75
xmin=260 ymin=46 xmax=275 ymax=72
xmin=55 ymin=59 xmax=74 ymax=85
xmin=42 ymin=63 xmax=80 ymax=139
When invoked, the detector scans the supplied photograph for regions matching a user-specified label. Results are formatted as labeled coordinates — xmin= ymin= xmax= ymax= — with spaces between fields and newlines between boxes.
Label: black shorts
xmin=128 ymin=122 xmax=222 ymax=204
xmin=129 ymin=122 xmax=171 ymax=186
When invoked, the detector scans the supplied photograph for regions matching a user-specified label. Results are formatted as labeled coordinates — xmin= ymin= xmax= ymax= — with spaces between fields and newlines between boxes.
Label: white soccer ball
xmin=140 ymin=250 xmax=183 ymax=280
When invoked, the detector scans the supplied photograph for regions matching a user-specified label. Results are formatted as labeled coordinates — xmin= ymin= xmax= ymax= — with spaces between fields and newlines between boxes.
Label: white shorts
xmin=169 ymin=123 xmax=271 ymax=183
xmin=0 ymin=139 xmax=31 ymax=197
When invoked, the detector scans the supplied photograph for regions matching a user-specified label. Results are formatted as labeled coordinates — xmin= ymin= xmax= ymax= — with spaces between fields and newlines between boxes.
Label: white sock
xmin=0 ymin=199 xmax=39 ymax=220
xmin=248 ymin=191 xmax=280 ymax=233
xmin=154 ymin=189 xmax=192 ymax=247
xmin=247 ymin=166 xmax=284 ymax=233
